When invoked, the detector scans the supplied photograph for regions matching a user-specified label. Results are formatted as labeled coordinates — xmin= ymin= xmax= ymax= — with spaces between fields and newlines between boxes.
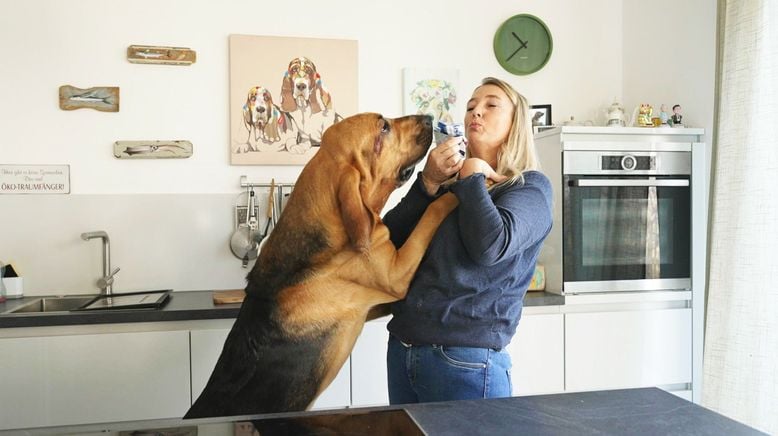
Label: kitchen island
xmin=0 ymin=387 xmax=762 ymax=435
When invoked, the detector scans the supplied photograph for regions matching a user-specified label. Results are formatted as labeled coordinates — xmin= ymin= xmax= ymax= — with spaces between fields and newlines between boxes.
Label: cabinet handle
xmin=569 ymin=179 xmax=689 ymax=187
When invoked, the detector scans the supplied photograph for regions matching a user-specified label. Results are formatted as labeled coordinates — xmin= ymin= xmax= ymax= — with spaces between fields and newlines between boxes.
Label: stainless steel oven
xmin=562 ymin=150 xmax=691 ymax=293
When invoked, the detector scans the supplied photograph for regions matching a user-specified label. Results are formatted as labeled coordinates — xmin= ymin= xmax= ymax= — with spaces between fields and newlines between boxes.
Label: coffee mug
xmin=2 ymin=277 xmax=24 ymax=299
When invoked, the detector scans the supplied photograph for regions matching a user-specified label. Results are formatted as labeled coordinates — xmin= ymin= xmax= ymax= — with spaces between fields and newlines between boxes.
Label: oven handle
xmin=569 ymin=179 xmax=689 ymax=187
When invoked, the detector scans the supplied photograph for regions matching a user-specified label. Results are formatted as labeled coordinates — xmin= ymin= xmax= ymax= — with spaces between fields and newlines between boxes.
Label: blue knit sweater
xmin=383 ymin=171 xmax=553 ymax=349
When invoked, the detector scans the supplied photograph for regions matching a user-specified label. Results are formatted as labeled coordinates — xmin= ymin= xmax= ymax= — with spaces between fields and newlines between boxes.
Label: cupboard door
xmin=311 ymin=360 xmax=351 ymax=410
xmin=565 ymin=308 xmax=692 ymax=392
xmin=507 ymin=313 xmax=565 ymax=395
xmin=0 ymin=330 xmax=191 ymax=430
xmin=190 ymin=328 xmax=351 ymax=410
xmin=350 ymin=320 xmax=390 ymax=406
xmin=190 ymin=328 xmax=231 ymax=402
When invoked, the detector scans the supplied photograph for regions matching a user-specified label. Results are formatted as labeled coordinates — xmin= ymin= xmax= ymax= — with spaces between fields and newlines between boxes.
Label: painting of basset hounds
xmin=186 ymin=112 xmax=458 ymax=418
xmin=230 ymin=34 xmax=357 ymax=165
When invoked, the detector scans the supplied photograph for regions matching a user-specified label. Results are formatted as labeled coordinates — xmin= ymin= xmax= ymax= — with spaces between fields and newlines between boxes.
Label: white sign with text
xmin=0 ymin=165 xmax=70 ymax=194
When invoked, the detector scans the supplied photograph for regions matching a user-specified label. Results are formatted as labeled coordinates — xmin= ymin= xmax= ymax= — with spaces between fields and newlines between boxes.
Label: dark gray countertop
xmin=0 ymin=290 xmax=242 ymax=328
xmin=0 ymin=290 xmax=562 ymax=329
xmin=2 ymin=388 xmax=762 ymax=435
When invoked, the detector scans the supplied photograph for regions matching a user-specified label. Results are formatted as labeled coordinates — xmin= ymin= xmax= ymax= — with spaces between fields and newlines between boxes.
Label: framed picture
xmin=530 ymin=104 xmax=552 ymax=127
xmin=402 ymin=68 xmax=461 ymax=125
xmin=533 ymin=125 xmax=556 ymax=134
xmin=229 ymin=34 xmax=358 ymax=165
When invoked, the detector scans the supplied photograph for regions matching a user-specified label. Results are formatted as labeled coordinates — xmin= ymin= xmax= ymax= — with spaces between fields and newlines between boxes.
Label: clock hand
xmin=506 ymin=46 xmax=522 ymax=62
xmin=512 ymin=32 xmax=528 ymax=49
xmin=506 ymin=32 xmax=529 ymax=62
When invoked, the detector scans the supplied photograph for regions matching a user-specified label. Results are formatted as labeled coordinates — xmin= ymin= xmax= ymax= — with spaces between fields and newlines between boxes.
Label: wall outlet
xmin=235 ymin=206 xmax=260 ymax=229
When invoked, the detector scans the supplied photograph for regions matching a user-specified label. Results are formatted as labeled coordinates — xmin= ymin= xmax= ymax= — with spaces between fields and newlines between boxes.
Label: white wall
xmin=0 ymin=0 xmax=716 ymax=296
xmin=623 ymin=0 xmax=717 ymax=136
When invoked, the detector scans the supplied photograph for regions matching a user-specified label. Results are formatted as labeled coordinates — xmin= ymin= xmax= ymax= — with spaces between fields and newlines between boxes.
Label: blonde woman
xmin=383 ymin=77 xmax=553 ymax=403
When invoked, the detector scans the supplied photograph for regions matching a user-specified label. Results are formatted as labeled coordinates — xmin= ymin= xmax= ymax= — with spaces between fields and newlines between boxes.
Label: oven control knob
xmin=621 ymin=155 xmax=637 ymax=171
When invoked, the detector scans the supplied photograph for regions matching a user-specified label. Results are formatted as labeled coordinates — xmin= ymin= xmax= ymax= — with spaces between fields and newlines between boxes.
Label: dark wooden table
xmin=3 ymin=387 xmax=764 ymax=435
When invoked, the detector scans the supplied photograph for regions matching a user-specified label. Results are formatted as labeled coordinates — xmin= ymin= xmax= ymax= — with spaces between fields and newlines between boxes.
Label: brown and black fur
xmin=185 ymin=113 xmax=458 ymax=418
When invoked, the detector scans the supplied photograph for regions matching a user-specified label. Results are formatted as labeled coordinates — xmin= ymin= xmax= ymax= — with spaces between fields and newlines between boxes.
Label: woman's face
xmin=464 ymin=84 xmax=514 ymax=159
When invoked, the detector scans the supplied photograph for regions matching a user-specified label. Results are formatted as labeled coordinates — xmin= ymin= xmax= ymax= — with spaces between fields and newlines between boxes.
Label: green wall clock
xmin=493 ymin=14 xmax=553 ymax=75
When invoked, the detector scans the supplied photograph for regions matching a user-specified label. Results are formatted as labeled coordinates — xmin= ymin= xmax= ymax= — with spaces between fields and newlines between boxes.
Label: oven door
xmin=563 ymin=176 xmax=691 ymax=293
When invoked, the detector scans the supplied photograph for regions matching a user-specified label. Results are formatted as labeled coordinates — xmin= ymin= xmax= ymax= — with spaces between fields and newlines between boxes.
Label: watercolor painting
xmin=402 ymin=68 xmax=460 ymax=125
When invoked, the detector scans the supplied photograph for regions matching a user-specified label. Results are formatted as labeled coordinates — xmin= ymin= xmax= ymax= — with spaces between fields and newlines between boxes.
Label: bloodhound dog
xmin=185 ymin=113 xmax=458 ymax=419
xmin=280 ymin=56 xmax=332 ymax=115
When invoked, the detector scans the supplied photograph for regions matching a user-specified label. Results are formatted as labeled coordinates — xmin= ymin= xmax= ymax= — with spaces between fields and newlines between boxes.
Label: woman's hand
xmin=420 ymin=138 xmax=464 ymax=195
xmin=458 ymin=158 xmax=508 ymax=184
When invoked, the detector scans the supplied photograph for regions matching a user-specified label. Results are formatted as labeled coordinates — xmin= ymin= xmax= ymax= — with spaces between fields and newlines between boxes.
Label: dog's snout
xmin=296 ymin=83 xmax=307 ymax=91
xmin=421 ymin=115 xmax=433 ymax=129
xmin=258 ymin=107 xmax=265 ymax=113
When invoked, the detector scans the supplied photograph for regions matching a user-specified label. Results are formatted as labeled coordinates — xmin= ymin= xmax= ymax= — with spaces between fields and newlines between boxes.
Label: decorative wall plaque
xmin=127 ymin=45 xmax=196 ymax=65
xmin=0 ymin=165 xmax=70 ymax=194
xmin=59 ymin=85 xmax=119 ymax=112
xmin=113 ymin=140 xmax=193 ymax=159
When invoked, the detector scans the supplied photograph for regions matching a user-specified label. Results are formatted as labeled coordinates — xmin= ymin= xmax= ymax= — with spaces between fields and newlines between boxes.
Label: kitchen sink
xmin=2 ymin=290 xmax=172 ymax=315
xmin=3 ymin=296 xmax=97 ymax=314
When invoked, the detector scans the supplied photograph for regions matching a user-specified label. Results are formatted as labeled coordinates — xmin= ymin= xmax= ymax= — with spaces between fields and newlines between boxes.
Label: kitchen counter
xmin=0 ymin=290 xmax=241 ymax=329
xmin=2 ymin=387 xmax=761 ymax=435
xmin=0 ymin=290 xmax=564 ymax=329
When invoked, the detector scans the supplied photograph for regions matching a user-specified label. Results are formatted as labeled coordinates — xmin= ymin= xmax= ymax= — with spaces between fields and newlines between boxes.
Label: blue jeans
xmin=387 ymin=334 xmax=513 ymax=404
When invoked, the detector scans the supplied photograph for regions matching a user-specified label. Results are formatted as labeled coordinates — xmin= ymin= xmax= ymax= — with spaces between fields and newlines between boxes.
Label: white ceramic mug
xmin=2 ymin=277 xmax=23 ymax=299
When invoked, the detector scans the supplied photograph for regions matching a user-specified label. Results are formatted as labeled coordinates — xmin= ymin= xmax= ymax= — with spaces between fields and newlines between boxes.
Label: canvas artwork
xmin=59 ymin=85 xmax=119 ymax=112
xmin=113 ymin=140 xmax=193 ymax=159
xmin=402 ymin=68 xmax=460 ymax=126
xmin=230 ymin=34 xmax=358 ymax=165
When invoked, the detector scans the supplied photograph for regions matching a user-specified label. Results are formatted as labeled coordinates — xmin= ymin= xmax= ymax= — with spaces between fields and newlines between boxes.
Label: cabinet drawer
xmin=190 ymin=328 xmax=351 ymax=411
xmin=0 ymin=330 xmax=191 ymax=429
xmin=565 ymin=308 xmax=691 ymax=392
xmin=508 ymin=313 xmax=565 ymax=395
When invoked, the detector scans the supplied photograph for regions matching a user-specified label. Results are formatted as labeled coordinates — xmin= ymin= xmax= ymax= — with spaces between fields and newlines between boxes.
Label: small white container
xmin=2 ymin=277 xmax=23 ymax=299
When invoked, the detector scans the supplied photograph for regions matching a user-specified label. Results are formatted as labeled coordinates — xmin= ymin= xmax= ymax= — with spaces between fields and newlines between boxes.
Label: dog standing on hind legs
xmin=185 ymin=113 xmax=458 ymax=418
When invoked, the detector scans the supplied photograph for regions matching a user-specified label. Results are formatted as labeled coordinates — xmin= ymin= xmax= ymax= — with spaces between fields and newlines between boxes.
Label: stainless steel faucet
xmin=81 ymin=231 xmax=120 ymax=295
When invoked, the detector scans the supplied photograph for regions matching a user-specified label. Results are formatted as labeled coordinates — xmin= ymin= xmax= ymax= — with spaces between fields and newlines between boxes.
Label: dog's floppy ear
xmin=280 ymin=72 xmax=297 ymax=112
xmin=308 ymin=74 xmax=322 ymax=115
xmin=242 ymin=104 xmax=253 ymax=131
xmin=316 ymin=74 xmax=333 ymax=111
xmin=338 ymin=167 xmax=372 ymax=252
xmin=265 ymin=107 xmax=280 ymax=139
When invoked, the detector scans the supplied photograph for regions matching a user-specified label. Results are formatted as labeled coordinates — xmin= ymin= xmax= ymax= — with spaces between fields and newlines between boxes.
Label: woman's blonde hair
xmin=475 ymin=77 xmax=541 ymax=187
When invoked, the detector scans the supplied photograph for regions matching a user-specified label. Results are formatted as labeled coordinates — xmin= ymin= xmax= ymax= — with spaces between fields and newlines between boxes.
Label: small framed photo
xmin=534 ymin=125 xmax=556 ymax=134
xmin=530 ymin=104 xmax=552 ymax=127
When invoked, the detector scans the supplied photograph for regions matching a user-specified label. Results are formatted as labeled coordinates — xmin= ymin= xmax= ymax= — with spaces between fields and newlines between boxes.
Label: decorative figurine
xmin=637 ymin=103 xmax=653 ymax=127
xmin=659 ymin=104 xmax=669 ymax=125
xmin=670 ymin=104 xmax=683 ymax=127
xmin=606 ymin=100 xmax=627 ymax=127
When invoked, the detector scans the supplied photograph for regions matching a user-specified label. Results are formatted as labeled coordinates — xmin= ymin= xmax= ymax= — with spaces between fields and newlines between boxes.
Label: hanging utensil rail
xmin=239 ymin=175 xmax=294 ymax=189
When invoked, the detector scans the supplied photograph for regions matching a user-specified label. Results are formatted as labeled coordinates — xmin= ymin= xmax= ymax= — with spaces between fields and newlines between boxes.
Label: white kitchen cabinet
xmin=190 ymin=328 xmax=232 ymax=402
xmin=351 ymin=314 xmax=566 ymax=403
xmin=350 ymin=319 xmax=390 ymax=407
xmin=189 ymin=327 xmax=351 ymax=411
xmin=0 ymin=330 xmax=191 ymax=430
xmin=311 ymin=358 xmax=351 ymax=410
xmin=565 ymin=308 xmax=692 ymax=392
xmin=507 ymin=313 xmax=565 ymax=396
